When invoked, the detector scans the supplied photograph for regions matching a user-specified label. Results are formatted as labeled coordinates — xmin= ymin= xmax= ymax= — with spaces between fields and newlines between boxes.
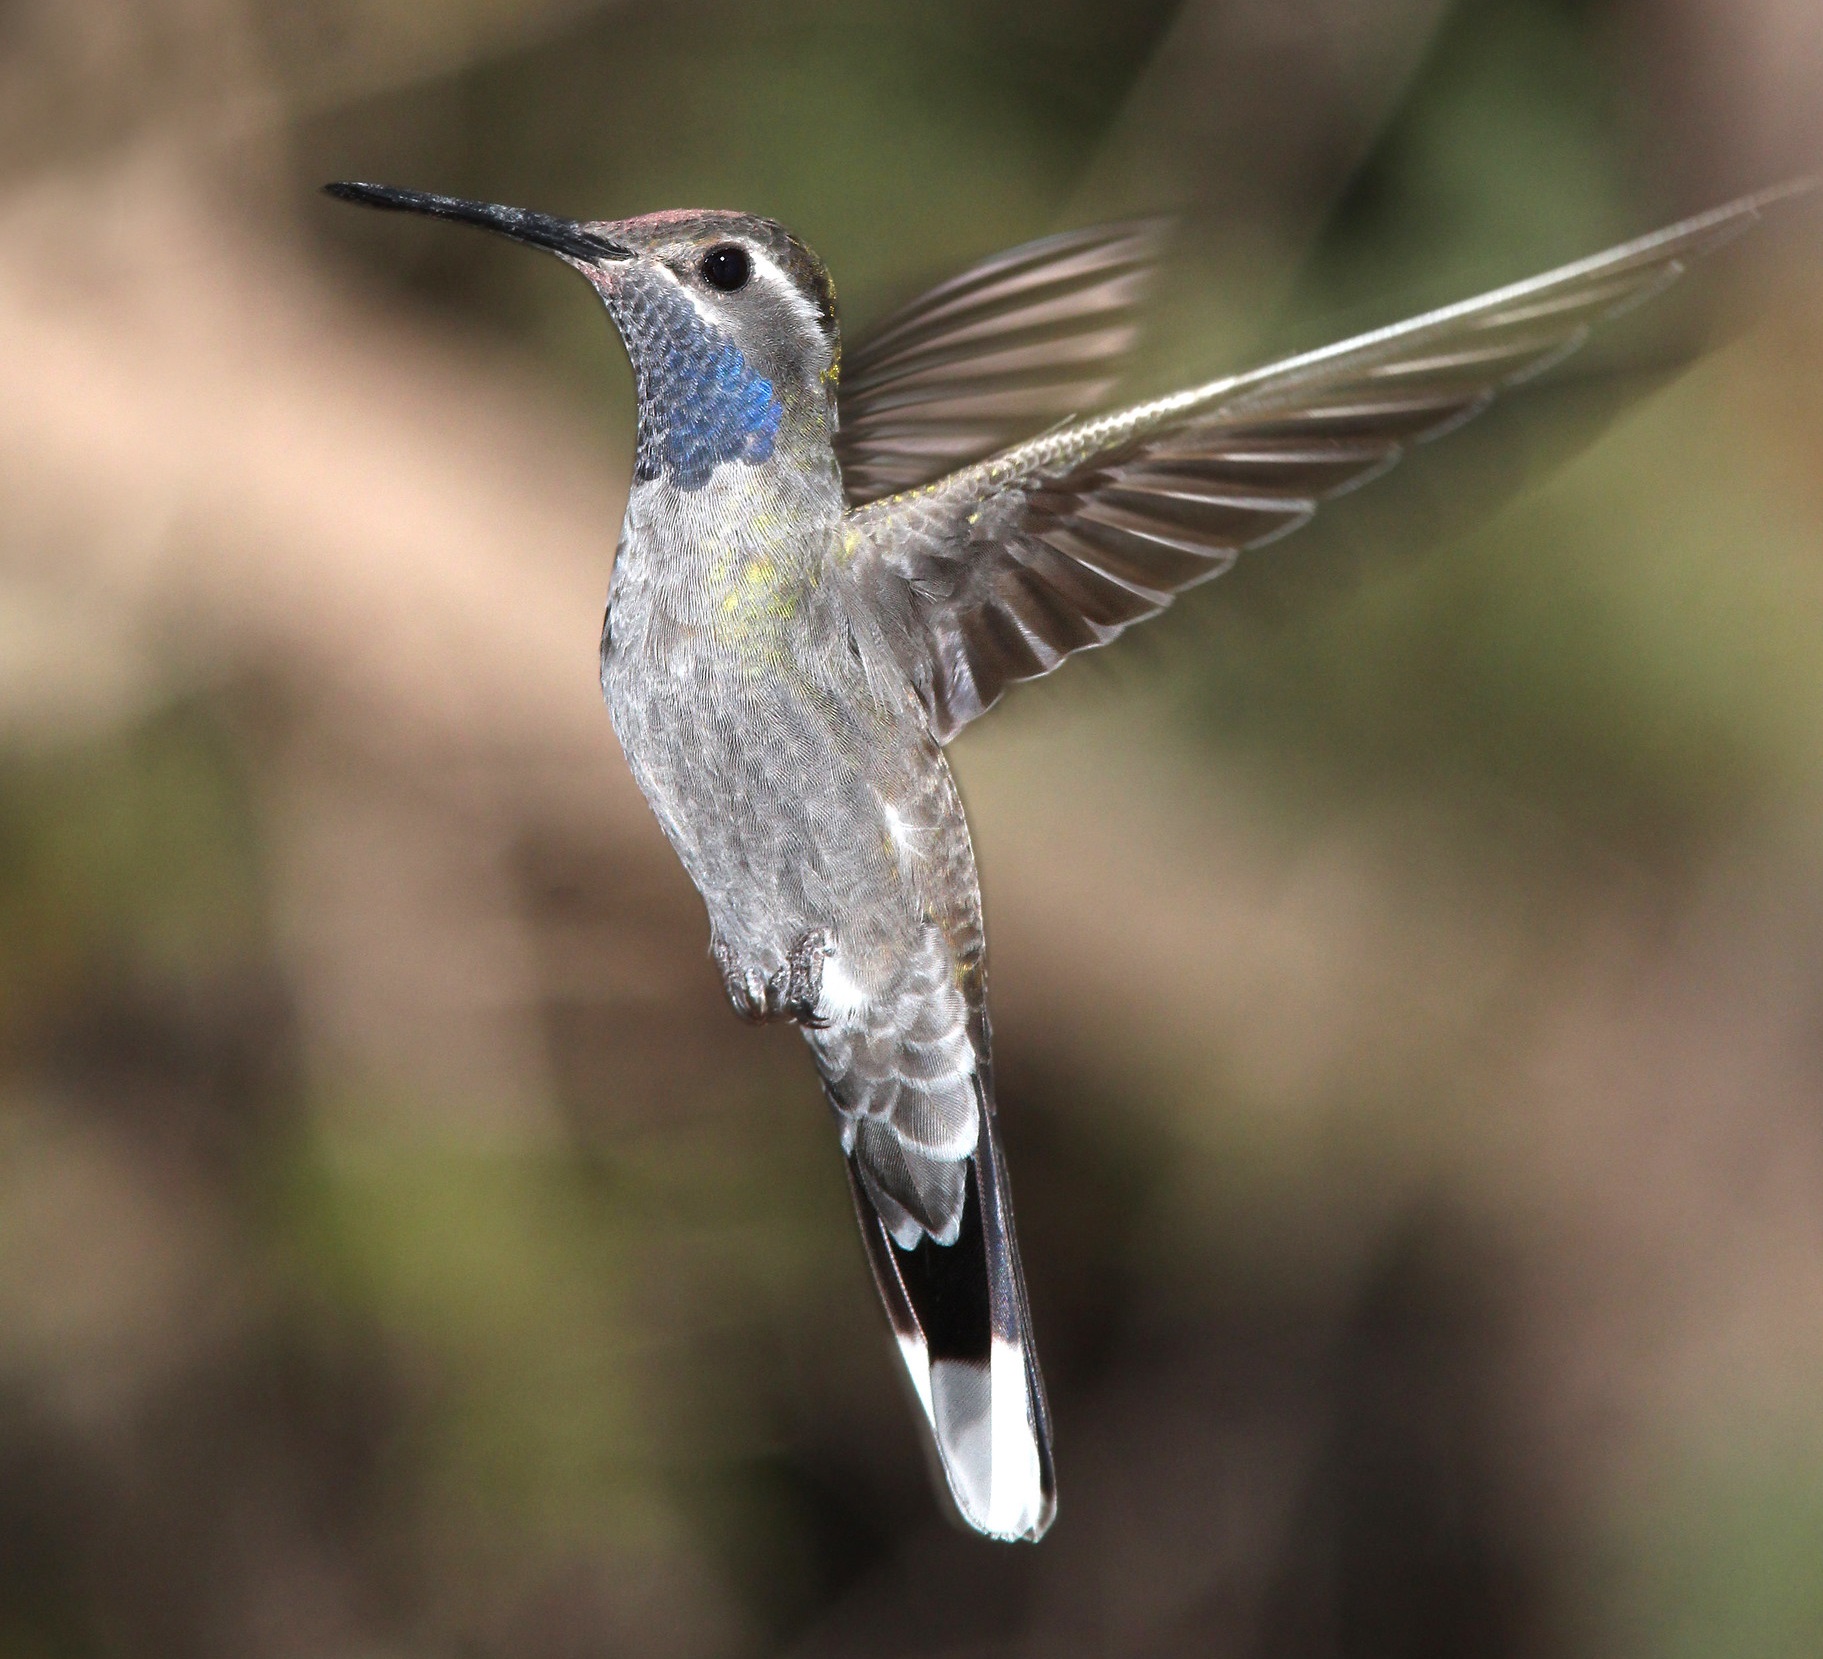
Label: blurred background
xmin=3 ymin=0 xmax=1823 ymax=1654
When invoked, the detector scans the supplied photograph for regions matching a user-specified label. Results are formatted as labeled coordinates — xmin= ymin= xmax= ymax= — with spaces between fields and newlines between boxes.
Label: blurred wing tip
xmin=1741 ymin=175 xmax=1820 ymax=213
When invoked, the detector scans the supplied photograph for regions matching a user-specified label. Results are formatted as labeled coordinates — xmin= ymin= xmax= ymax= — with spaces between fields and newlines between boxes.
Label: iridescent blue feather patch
xmin=613 ymin=278 xmax=784 ymax=490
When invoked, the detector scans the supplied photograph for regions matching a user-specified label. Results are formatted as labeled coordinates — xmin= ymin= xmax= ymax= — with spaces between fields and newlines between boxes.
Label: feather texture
xmin=840 ymin=181 xmax=1814 ymax=741
xmin=846 ymin=1087 xmax=1055 ymax=1542
xmin=835 ymin=220 xmax=1169 ymax=505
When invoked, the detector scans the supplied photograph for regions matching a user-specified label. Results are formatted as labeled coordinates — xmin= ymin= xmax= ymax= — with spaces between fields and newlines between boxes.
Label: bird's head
xmin=325 ymin=184 xmax=841 ymax=493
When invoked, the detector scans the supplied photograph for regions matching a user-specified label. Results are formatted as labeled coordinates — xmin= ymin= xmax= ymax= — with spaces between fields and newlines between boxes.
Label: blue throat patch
xmin=614 ymin=278 xmax=784 ymax=491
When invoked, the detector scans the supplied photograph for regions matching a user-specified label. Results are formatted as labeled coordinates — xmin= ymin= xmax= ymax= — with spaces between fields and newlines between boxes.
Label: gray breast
xmin=601 ymin=509 xmax=926 ymax=974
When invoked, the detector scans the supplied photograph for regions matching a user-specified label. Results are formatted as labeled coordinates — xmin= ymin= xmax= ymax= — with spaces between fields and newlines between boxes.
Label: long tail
xmin=845 ymin=1080 xmax=1056 ymax=1541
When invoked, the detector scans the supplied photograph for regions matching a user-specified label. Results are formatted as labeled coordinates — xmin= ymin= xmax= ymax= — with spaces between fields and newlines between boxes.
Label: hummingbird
xmin=325 ymin=175 xmax=1809 ymax=1542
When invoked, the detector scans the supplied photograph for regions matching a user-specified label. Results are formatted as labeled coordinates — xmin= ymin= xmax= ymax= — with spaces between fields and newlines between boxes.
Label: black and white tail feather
xmin=843 ymin=1076 xmax=1056 ymax=1542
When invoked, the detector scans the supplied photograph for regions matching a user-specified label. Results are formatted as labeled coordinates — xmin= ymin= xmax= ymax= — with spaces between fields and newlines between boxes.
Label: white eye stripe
xmin=741 ymin=245 xmax=827 ymax=336
xmin=654 ymin=241 xmax=829 ymax=349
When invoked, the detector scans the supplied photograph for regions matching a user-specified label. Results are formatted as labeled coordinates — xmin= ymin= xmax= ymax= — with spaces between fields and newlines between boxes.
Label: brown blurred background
xmin=3 ymin=1 xmax=1823 ymax=1654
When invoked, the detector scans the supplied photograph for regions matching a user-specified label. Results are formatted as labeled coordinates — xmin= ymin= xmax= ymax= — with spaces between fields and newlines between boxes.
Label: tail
xmin=845 ymin=1080 xmax=1056 ymax=1542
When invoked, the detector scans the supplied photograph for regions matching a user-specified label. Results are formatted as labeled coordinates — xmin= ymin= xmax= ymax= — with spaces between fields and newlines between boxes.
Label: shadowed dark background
xmin=3 ymin=1 xmax=1823 ymax=1654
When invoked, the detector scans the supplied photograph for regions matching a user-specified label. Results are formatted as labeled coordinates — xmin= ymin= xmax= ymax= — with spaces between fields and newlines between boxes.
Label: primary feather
xmin=836 ymin=220 xmax=1169 ymax=504
xmin=840 ymin=180 xmax=1813 ymax=741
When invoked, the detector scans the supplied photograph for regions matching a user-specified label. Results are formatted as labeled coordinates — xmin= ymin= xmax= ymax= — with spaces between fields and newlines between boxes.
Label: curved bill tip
xmin=322 ymin=181 xmax=628 ymax=263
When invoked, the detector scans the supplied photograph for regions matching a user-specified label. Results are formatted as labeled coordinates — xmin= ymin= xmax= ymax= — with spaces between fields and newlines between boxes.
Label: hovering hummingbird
xmin=326 ymin=175 xmax=1808 ymax=1541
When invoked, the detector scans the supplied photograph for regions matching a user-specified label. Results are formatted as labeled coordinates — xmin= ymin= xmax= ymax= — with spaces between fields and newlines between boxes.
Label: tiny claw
xmin=780 ymin=929 xmax=833 ymax=1027
xmin=713 ymin=939 xmax=771 ymax=1023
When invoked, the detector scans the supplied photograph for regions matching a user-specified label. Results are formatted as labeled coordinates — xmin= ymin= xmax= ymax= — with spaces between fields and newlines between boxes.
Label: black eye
xmin=700 ymin=244 xmax=751 ymax=292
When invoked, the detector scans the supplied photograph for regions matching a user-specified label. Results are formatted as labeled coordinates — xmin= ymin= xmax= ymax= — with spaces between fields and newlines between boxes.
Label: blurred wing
xmin=834 ymin=220 xmax=1169 ymax=506
xmin=841 ymin=181 xmax=1814 ymax=741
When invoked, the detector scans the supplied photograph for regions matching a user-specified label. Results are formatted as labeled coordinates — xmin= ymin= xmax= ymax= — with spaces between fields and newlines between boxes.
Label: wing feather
xmin=840 ymin=182 xmax=1814 ymax=740
xmin=835 ymin=220 xmax=1170 ymax=504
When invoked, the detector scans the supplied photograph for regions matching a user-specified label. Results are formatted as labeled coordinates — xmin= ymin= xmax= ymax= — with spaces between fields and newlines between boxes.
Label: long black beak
xmin=323 ymin=182 xmax=630 ymax=263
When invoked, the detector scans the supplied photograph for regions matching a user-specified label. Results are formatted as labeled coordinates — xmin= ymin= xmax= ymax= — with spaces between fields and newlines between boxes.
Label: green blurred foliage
xmin=0 ymin=705 xmax=267 ymax=1056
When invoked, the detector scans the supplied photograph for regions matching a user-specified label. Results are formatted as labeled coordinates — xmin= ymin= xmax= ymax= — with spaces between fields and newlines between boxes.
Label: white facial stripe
xmin=660 ymin=243 xmax=823 ymax=355
xmin=744 ymin=245 xmax=826 ymax=338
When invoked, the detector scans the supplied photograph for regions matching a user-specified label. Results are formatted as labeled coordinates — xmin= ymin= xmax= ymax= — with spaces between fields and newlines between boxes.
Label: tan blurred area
xmin=3 ymin=1 xmax=1823 ymax=1655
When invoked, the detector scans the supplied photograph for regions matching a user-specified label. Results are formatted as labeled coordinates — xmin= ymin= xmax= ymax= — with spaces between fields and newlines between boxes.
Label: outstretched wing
xmin=834 ymin=220 xmax=1169 ymax=506
xmin=839 ymin=182 xmax=1814 ymax=742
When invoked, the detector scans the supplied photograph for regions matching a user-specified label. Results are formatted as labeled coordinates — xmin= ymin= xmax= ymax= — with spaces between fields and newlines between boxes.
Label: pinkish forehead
xmin=594 ymin=209 xmax=747 ymax=237
xmin=626 ymin=208 xmax=739 ymax=225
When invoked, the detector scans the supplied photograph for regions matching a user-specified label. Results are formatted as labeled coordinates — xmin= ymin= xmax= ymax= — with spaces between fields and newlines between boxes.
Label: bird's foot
xmin=769 ymin=929 xmax=832 ymax=1028
xmin=715 ymin=930 xmax=832 ymax=1027
xmin=714 ymin=939 xmax=772 ymax=1024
